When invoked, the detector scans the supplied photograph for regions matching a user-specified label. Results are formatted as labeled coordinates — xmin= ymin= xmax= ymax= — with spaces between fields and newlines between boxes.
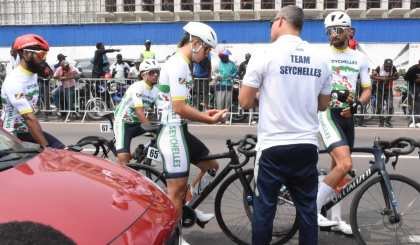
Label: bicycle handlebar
xmin=237 ymin=134 xmax=257 ymax=158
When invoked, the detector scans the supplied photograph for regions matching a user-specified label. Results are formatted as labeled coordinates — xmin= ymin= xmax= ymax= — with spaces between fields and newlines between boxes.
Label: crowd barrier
xmin=36 ymin=78 xmax=419 ymax=126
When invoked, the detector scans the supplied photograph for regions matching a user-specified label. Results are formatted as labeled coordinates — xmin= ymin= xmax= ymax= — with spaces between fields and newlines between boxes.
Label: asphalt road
xmin=41 ymin=121 xmax=420 ymax=245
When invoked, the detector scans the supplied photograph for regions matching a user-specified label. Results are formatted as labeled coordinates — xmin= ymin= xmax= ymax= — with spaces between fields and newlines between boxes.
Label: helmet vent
xmin=34 ymin=36 xmax=45 ymax=44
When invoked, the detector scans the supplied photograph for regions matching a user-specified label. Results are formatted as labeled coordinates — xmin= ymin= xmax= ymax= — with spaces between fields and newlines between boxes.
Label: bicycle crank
xmin=182 ymin=205 xmax=197 ymax=228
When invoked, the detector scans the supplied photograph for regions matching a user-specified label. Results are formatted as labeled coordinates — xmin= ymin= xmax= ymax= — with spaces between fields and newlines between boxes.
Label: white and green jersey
xmin=157 ymin=52 xmax=193 ymax=125
xmin=328 ymin=46 xmax=371 ymax=108
xmin=1 ymin=66 xmax=39 ymax=135
xmin=114 ymin=80 xmax=158 ymax=123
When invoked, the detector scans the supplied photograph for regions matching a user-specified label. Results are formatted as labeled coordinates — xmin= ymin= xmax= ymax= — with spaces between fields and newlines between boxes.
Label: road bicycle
xmin=127 ymin=133 xmax=296 ymax=245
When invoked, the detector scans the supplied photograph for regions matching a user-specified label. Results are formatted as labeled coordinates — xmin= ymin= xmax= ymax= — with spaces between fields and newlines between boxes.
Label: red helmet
xmin=218 ymin=50 xmax=231 ymax=58
xmin=12 ymin=34 xmax=49 ymax=51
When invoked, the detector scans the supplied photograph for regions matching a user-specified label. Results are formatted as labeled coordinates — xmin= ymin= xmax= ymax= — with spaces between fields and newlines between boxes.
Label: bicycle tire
xmin=214 ymin=169 xmax=298 ymax=245
xmin=76 ymin=136 xmax=117 ymax=160
xmin=85 ymin=100 xmax=107 ymax=120
xmin=126 ymin=164 xmax=167 ymax=194
xmin=350 ymin=174 xmax=420 ymax=245
xmin=363 ymin=102 xmax=374 ymax=121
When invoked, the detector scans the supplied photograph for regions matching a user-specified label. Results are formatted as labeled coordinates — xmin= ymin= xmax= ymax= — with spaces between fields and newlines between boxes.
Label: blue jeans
xmin=52 ymin=86 xmax=75 ymax=112
xmin=252 ymin=144 xmax=319 ymax=245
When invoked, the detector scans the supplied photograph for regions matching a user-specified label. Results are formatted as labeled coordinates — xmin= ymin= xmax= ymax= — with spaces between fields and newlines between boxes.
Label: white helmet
xmin=140 ymin=59 xmax=160 ymax=72
xmin=324 ymin=11 xmax=351 ymax=28
xmin=183 ymin=22 xmax=218 ymax=49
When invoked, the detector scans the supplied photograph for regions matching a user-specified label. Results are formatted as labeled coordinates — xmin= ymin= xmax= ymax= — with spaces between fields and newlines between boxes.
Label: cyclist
xmin=114 ymin=59 xmax=160 ymax=165
xmin=156 ymin=22 xmax=227 ymax=245
xmin=1 ymin=34 xmax=63 ymax=148
xmin=317 ymin=11 xmax=371 ymax=234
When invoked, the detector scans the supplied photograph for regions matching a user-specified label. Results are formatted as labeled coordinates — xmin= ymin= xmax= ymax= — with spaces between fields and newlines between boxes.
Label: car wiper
xmin=0 ymin=148 xmax=42 ymax=158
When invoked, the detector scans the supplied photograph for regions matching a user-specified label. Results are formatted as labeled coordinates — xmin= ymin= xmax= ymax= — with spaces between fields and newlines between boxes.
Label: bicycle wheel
xmin=363 ymin=102 xmax=374 ymax=121
xmin=76 ymin=136 xmax=117 ymax=161
xmin=85 ymin=99 xmax=107 ymax=120
xmin=350 ymin=174 xmax=420 ymax=245
xmin=126 ymin=164 xmax=167 ymax=193
xmin=214 ymin=169 xmax=298 ymax=245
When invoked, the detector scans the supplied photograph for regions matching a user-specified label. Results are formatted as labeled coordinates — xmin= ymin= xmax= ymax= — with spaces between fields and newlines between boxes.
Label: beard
xmin=26 ymin=55 xmax=46 ymax=77
xmin=331 ymin=38 xmax=347 ymax=48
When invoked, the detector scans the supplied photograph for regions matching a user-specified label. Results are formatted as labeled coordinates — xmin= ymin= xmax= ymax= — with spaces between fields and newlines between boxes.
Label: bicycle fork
xmin=234 ymin=168 xmax=255 ymax=206
xmin=379 ymin=170 xmax=401 ymax=223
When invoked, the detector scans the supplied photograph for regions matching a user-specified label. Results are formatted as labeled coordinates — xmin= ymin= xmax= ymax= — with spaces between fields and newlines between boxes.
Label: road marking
xmin=351 ymin=155 xmax=419 ymax=159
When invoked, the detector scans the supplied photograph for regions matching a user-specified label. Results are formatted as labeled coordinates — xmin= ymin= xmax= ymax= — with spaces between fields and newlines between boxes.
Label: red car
xmin=0 ymin=127 xmax=180 ymax=244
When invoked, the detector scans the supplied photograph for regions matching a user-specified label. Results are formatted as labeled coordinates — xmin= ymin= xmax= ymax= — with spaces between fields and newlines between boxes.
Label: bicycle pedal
xmin=196 ymin=219 xmax=208 ymax=229
xmin=320 ymin=226 xmax=331 ymax=232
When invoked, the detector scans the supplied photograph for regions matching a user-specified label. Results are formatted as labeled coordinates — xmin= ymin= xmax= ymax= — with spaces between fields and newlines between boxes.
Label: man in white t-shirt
xmin=110 ymin=54 xmax=130 ymax=80
xmin=10 ymin=49 xmax=20 ymax=70
xmin=239 ymin=6 xmax=332 ymax=245
xmin=128 ymin=59 xmax=141 ymax=80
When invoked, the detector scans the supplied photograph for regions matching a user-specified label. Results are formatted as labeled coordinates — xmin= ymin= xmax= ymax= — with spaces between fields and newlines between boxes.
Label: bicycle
xmin=127 ymin=133 xmax=297 ymax=245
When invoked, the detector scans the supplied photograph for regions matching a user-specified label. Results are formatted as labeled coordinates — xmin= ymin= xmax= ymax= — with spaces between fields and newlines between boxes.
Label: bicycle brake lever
xmin=392 ymin=155 xmax=399 ymax=170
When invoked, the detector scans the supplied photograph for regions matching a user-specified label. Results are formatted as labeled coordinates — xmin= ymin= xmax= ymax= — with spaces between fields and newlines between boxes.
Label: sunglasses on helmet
xmin=326 ymin=27 xmax=348 ymax=37
xmin=24 ymin=49 xmax=48 ymax=60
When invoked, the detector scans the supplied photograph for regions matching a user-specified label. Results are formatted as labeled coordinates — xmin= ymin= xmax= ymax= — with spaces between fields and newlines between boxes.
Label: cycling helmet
xmin=12 ymin=34 xmax=50 ymax=51
xmin=140 ymin=59 xmax=160 ymax=72
xmin=324 ymin=11 xmax=351 ymax=28
xmin=219 ymin=50 xmax=231 ymax=58
xmin=183 ymin=22 xmax=218 ymax=49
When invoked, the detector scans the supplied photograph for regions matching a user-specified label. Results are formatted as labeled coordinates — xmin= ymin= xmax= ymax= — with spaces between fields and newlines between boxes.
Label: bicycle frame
xmin=188 ymin=139 xmax=254 ymax=211
xmin=321 ymin=145 xmax=401 ymax=222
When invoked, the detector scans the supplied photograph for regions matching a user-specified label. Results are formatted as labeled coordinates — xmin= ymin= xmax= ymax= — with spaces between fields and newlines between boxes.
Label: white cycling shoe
xmin=195 ymin=209 xmax=214 ymax=222
xmin=317 ymin=213 xmax=338 ymax=227
xmin=331 ymin=220 xmax=353 ymax=235
xmin=181 ymin=236 xmax=190 ymax=245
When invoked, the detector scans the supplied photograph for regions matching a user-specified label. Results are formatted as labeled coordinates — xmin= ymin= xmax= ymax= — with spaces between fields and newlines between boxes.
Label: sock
xmin=317 ymin=182 xmax=334 ymax=213
xmin=185 ymin=185 xmax=199 ymax=206
xmin=331 ymin=199 xmax=343 ymax=221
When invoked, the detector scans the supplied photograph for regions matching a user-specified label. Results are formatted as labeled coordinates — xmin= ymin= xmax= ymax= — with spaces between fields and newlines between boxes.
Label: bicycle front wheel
xmin=126 ymin=164 xmax=167 ymax=193
xmin=350 ymin=174 xmax=420 ymax=245
xmin=76 ymin=136 xmax=117 ymax=161
xmin=214 ymin=169 xmax=298 ymax=245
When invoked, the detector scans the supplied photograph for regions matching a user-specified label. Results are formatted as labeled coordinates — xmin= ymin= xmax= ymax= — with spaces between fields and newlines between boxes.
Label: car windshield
xmin=75 ymin=61 xmax=93 ymax=69
xmin=0 ymin=129 xmax=25 ymax=162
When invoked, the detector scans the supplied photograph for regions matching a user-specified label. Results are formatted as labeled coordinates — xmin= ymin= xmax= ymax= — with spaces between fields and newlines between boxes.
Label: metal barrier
xmin=36 ymin=77 xmax=419 ymax=127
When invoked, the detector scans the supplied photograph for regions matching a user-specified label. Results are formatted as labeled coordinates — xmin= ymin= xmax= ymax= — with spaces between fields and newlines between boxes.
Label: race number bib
xmin=147 ymin=146 xmax=162 ymax=162
xmin=100 ymin=123 xmax=112 ymax=133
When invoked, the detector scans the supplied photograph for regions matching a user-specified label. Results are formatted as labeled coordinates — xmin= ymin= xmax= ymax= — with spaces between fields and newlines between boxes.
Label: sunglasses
xmin=148 ymin=70 xmax=160 ymax=76
xmin=270 ymin=17 xmax=286 ymax=28
xmin=24 ymin=49 xmax=48 ymax=60
xmin=200 ymin=42 xmax=212 ymax=55
xmin=326 ymin=27 xmax=348 ymax=36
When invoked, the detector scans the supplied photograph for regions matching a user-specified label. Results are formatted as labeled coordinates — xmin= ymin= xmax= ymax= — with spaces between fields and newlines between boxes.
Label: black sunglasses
xmin=270 ymin=17 xmax=286 ymax=28
xmin=148 ymin=70 xmax=160 ymax=76
xmin=326 ymin=27 xmax=348 ymax=36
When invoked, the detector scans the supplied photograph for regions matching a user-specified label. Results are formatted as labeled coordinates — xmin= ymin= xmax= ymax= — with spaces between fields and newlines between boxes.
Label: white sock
xmin=185 ymin=185 xmax=199 ymax=206
xmin=331 ymin=199 xmax=343 ymax=221
xmin=317 ymin=182 xmax=334 ymax=213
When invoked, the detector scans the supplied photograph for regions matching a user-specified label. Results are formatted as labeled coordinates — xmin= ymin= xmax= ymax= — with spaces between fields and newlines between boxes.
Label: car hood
xmin=0 ymin=148 xmax=159 ymax=244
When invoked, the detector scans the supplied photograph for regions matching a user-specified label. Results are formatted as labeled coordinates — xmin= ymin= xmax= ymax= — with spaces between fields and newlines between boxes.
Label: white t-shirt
xmin=1 ymin=66 xmax=39 ymax=134
xmin=157 ymin=52 xmax=193 ymax=125
xmin=327 ymin=46 xmax=371 ymax=108
xmin=129 ymin=66 xmax=140 ymax=78
xmin=114 ymin=80 xmax=158 ymax=123
xmin=243 ymin=35 xmax=332 ymax=150
xmin=110 ymin=62 xmax=130 ymax=79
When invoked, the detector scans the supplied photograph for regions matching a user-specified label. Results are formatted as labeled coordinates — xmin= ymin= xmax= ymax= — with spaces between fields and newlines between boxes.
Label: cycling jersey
xmin=157 ymin=52 xmax=193 ymax=125
xmin=114 ymin=80 xmax=158 ymax=123
xmin=1 ymin=66 xmax=39 ymax=135
xmin=328 ymin=46 xmax=370 ymax=108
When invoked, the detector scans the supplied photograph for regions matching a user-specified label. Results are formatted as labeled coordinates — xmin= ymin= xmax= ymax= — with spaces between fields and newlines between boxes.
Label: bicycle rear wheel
xmin=76 ymin=136 xmax=117 ymax=161
xmin=214 ymin=169 xmax=298 ymax=245
xmin=126 ymin=164 xmax=167 ymax=193
xmin=350 ymin=174 xmax=420 ymax=245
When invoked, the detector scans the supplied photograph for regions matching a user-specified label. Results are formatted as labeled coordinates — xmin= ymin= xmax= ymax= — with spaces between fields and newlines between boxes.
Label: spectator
xmin=237 ymin=53 xmax=251 ymax=80
xmin=53 ymin=54 xmax=66 ymax=71
xmin=128 ymin=58 xmax=141 ymax=80
xmin=371 ymin=59 xmax=399 ymax=128
xmin=110 ymin=54 xmax=130 ymax=79
xmin=349 ymin=28 xmax=357 ymax=50
xmin=52 ymin=60 xmax=77 ymax=122
xmin=404 ymin=59 xmax=420 ymax=128
xmin=10 ymin=49 xmax=20 ymax=70
xmin=140 ymin=40 xmax=155 ymax=61
xmin=238 ymin=6 xmax=332 ymax=244
xmin=193 ymin=53 xmax=212 ymax=111
xmin=215 ymin=50 xmax=238 ymax=125
xmin=92 ymin=42 xmax=120 ymax=78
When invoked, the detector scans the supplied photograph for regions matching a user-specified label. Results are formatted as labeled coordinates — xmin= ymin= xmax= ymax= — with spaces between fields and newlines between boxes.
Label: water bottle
xmin=334 ymin=170 xmax=355 ymax=194
xmin=132 ymin=144 xmax=145 ymax=161
xmin=193 ymin=169 xmax=216 ymax=195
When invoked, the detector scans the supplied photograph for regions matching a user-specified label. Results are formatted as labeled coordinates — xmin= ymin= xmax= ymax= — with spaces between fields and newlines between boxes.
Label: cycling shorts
xmin=156 ymin=124 xmax=209 ymax=179
xmin=115 ymin=120 xmax=146 ymax=154
xmin=318 ymin=108 xmax=355 ymax=152
xmin=16 ymin=132 xmax=63 ymax=148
